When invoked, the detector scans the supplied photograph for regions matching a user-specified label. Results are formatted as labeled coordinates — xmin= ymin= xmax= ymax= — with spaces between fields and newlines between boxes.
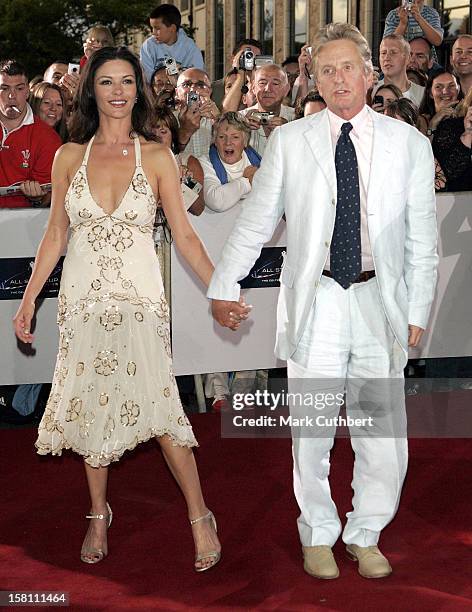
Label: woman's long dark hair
xmin=68 ymin=46 xmax=157 ymax=143
xmin=418 ymin=70 xmax=459 ymax=118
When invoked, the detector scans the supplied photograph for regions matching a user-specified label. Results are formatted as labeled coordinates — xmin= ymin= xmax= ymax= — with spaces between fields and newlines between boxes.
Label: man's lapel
xmin=303 ymin=110 xmax=337 ymax=199
xmin=367 ymin=107 xmax=395 ymax=213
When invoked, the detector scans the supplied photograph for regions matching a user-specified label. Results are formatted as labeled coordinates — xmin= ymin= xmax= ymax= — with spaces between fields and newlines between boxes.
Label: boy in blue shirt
xmin=140 ymin=4 xmax=205 ymax=82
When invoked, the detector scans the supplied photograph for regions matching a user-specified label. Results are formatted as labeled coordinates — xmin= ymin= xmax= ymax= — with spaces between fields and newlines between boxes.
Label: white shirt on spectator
xmin=175 ymin=114 xmax=213 ymax=158
xmin=199 ymin=150 xmax=252 ymax=212
xmin=375 ymin=79 xmax=425 ymax=109
xmin=239 ymin=104 xmax=295 ymax=156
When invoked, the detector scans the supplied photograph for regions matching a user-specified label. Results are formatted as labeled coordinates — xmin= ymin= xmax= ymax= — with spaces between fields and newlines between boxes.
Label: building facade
xmin=159 ymin=0 xmax=470 ymax=80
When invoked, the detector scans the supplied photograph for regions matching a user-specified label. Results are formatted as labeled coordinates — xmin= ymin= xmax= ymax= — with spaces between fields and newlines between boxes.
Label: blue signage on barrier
xmin=0 ymin=257 xmax=64 ymax=300
xmin=239 ymin=247 xmax=285 ymax=289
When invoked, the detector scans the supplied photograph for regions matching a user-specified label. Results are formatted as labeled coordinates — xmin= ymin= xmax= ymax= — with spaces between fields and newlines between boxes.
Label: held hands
xmin=59 ymin=73 xmax=80 ymax=99
xmin=397 ymin=5 xmax=409 ymax=26
xmin=13 ymin=299 xmax=36 ymax=344
xmin=212 ymin=296 xmax=252 ymax=331
xmin=408 ymin=324 xmax=424 ymax=347
xmin=464 ymin=106 xmax=472 ymax=132
xmin=430 ymin=106 xmax=456 ymax=130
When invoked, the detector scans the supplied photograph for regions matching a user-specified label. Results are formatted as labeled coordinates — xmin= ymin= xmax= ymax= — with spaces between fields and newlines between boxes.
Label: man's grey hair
xmin=254 ymin=63 xmax=289 ymax=84
xmin=312 ymin=23 xmax=373 ymax=75
xmin=211 ymin=111 xmax=251 ymax=145
xmin=381 ymin=33 xmax=411 ymax=56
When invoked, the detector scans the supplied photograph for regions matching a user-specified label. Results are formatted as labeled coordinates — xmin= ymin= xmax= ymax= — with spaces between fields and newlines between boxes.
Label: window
xmin=436 ymin=0 xmax=471 ymax=38
xmin=180 ymin=0 xmax=189 ymax=11
xmin=260 ymin=0 xmax=274 ymax=55
xmin=195 ymin=0 xmax=205 ymax=6
xmin=214 ymin=0 xmax=224 ymax=79
xmin=236 ymin=0 xmax=247 ymax=42
xmin=326 ymin=0 xmax=349 ymax=23
xmin=372 ymin=1 xmax=399 ymax=66
xmin=291 ymin=0 xmax=308 ymax=54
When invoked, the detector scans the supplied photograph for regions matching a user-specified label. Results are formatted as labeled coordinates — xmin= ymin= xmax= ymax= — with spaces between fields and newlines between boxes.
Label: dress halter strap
xmin=82 ymin=135 xmax=95 ymax=166
xmin=134 ymin=136 xmax=142 ymax=168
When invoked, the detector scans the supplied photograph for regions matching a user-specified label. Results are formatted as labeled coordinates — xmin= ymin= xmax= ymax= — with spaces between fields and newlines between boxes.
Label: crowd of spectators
xmin=1 ymin=2 xmax=472 ymax=411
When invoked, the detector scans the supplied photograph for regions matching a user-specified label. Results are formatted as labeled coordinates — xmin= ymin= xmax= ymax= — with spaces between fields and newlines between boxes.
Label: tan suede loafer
xmin=346 ymin=544 xmax=392 ymax=578
xmin=302 ymin=545 xmax=340 ymax=579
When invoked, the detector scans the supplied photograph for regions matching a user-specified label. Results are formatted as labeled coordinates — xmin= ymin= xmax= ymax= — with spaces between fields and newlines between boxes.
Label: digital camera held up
xmin=186 ymin=91 xmax=200 ymax=108
xmin=239 ymin=48 xmax=255 ymax=71
xmin=164 ymin=57 xmax=179 ymax=76
xmin=253 ymin=111 xmax=274 ymax=125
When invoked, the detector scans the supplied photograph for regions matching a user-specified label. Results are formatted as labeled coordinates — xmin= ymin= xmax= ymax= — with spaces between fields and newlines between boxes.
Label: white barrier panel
xmin=171 ymin=192 xmax=472 ymax=375
xmin=0 ymin=209 xmax=59 ymax=385
xmin=2 ymin=192 xmax=472 ymax=383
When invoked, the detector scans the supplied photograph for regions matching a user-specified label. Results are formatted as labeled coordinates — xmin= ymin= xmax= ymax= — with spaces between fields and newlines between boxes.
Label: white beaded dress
xmin=35 ymin=136 xmax=197 ymax=467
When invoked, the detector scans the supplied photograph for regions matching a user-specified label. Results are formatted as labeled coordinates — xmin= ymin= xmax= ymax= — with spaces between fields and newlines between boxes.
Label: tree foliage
xmin=0 ymin=0 xmax=151 ymax=78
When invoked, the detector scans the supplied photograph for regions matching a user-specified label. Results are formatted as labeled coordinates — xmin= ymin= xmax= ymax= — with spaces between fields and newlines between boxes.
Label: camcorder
xmin=164 ymin=57 xmax=179 ymax=76
xmin=239 ymin=48 xmax=255 ymax=71
xmin=373 ymin=95 xmax=384 ymax=106
xmin=253 ymin=111 xmax=274 ymax=125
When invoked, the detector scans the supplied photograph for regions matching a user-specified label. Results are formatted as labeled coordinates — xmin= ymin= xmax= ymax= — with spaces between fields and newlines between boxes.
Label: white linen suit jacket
xmin=207 ymin=106 xmax=438 ymax=360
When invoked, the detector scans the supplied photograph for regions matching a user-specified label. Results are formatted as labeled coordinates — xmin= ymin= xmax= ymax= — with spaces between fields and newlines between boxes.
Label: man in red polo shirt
xmin=0 ymin=59 xmax=62 ymax=208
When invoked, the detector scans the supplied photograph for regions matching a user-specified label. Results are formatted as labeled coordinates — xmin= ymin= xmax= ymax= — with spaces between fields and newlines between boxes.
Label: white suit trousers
xmin=288 ymin=275 xmax=408 ymax=547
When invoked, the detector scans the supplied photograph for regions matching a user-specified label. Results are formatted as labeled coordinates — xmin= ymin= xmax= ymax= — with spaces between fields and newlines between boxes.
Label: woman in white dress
xmin=13 ymin=47 xmax=247 ymax=570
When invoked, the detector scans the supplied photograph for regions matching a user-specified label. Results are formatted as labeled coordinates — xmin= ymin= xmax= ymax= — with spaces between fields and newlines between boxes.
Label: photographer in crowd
xmin=240 ymin=63 xmax=295 ymax=156
xmin=417 ymin=70 xmax=460 ymax=136
xmin=383 ymin=0 xmax=443 ymax=62
xmin=43 ymin=61 xmax=68 ymax=85
xmin=451 ymin=34 xmax=472 ymax=97
xmin=140 ymin=4 xmax=205 ymax=83
xmin=151 ymin=63 xmax=177 ymax=109
xmin=215 ymin=39 xmax=262 ymax=111
xmin=371 ymin=83 xmax=403 ymax=113
xmin=377 ymin=34 xmax=425 ymax=107
xmin=174 ymin=68 xmax=220 ymax=157
xmin=0 ymin=60 xmax=61 ymax=209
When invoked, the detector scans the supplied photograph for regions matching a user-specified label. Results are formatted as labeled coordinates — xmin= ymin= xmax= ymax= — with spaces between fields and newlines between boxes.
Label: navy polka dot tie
xmin=331 ymin=122 xmax=361 ymax=290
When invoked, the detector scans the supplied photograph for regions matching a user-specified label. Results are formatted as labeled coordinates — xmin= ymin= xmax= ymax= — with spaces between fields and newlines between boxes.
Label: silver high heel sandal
xmin=190 ymin=510 xmax=221 ymax=572
xmin=80 ymin=502 xmax=113 ymax=564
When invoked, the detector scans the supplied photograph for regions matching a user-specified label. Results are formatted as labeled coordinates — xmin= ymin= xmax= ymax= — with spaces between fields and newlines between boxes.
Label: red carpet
xmin=1 ymin=413 xmax=471 ymax=611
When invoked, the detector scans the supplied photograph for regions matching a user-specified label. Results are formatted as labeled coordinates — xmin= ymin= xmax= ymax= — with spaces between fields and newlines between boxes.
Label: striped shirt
xmin=383 ymin=5 xmax=443 ymax=61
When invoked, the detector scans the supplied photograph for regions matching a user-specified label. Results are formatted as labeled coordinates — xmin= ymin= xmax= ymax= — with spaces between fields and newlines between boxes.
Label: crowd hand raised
xmin=178 ymin=100 xmax=201 ymax=131
xmin=13 ymin=299 xmax=35 ymax=344
xmin=397 ymin=5 xmax=409 ymax=25
xmin=242 ymin=165 xmax=258 ymax=184
xmin=59 ymin=73 xmax=80 ymax=98
xmin=430 ymin=106 xmax=456 ymax=129
xmin=20 ymin=180 xmax=45 ymax=200
xmin=298 ymin=44 xmax=312 ymax=75
xmin=199 ymin=98 xmax=220 ymax=121
xmin=212 ymin=297 xmax=252 ymax=331
xmin=410 ymin=1 xmax=422 ymax=20
xmin=245 ymin=109 xmax=262 ymax=130
xmin=267 ymin=115 xmax=288 ymax=131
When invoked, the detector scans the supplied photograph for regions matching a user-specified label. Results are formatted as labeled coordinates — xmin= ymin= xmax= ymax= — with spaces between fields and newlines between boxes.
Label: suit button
xmin=314 ymin=280 xmax=319 ymax=287
xmin=331 ymin=199 xmax=336 ymax=206
xmin=324 ymin=241 xmax=330 ymax=247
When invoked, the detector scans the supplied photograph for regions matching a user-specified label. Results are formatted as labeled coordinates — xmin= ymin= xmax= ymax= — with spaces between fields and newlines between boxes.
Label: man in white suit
xmin=208 ymin=23 xmax=438 ymax=579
